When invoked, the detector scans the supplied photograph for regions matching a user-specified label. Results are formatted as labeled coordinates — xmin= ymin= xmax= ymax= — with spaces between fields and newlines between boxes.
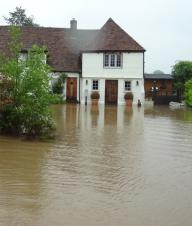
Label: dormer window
xmin=19 ymin=51 xmax=47 ymax=64
xmin=104 ymin=53 xmax=122 ymax=68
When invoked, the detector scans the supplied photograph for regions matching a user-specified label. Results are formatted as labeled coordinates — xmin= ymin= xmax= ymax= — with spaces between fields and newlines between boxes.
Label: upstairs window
xmin=104 ymin=53 xmax=122 ymax=68
xmin=110 ymin=54 xmax=115 ymax=67
xmin=19 ymin=51 xmax=47 ymax=64
xmin=116 ymin=54 xmax=121 ymax=67
xmin=104 ymin=54 xmax=109 ymax=67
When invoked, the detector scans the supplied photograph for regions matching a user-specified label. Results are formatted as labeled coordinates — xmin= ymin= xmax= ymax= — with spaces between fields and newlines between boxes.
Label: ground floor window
xmin=92 ymin=80 xmax=99 ymax=90
xmin=124 ymin=81 xmax=131 ymax=91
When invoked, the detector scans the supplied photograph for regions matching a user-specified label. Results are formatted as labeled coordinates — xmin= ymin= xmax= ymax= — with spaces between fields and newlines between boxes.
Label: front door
xmin=105 ymin=80 xmax=118 ymax=105
xmin=66 ymin=78 xmax=77 ymax=102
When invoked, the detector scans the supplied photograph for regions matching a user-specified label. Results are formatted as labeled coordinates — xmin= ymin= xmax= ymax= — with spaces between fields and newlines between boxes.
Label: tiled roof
xmin=84 ymin=18 xmax=145 ymax=52
xmin=0 ymin=18 xmax=145 ymax=72
xmin=144 ymin=73 xmax=173 ymax=80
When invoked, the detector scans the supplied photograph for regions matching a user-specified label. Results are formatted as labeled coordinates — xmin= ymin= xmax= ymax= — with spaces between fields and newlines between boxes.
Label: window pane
xmin=116 ymin=54 xmax=121 ymax=67
xmin=104 ymin=54 xmax=109 ymax=67
xmin=92 ymin=80 xmax=99 ymax=90
xmin=110 ymin=54 xmax=115 ymax=67
xmin=125 ymin=81 xmax=131 ymax=91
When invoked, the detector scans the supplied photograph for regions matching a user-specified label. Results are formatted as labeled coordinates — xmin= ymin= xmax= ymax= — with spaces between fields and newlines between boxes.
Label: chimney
xmin=70 ymin=18 xmax=77 ymax=30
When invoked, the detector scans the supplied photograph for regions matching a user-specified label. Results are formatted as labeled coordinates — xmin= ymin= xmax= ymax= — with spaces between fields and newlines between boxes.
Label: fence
xmin=145 ymin=90 xmax=181 ymax=105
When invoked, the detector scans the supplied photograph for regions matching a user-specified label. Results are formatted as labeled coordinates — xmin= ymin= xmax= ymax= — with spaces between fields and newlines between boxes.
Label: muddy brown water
xmin=0 ymin=104 xmax=192 ymax=226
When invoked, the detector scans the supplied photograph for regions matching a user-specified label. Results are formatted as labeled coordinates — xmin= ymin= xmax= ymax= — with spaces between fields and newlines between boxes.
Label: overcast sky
xmin=0 ymin=0 xmax=191 ymax=73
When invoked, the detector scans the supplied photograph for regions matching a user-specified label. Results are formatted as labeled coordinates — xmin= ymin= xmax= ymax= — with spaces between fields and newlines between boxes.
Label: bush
xmin=52 ymin=73 xmax=67 ymax=94
xmin=0 ymin=104 xmax=55 ymax=136
xmin=91 ymin=91 xmax=100 ymax=99
xmin=50 ymin=94 xmax=66 ymax=104
xmin=124 ymin=92 xmax=133 ymax=100
xmin=185 ymin=79 xmax=192 ymax=107
xmin=0 ymin=76 xmax=14 ymax=112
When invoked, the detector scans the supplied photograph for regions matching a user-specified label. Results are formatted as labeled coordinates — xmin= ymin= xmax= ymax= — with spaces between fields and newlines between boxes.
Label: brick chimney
xmin=70 ymin=18 xmax=77 ymax=30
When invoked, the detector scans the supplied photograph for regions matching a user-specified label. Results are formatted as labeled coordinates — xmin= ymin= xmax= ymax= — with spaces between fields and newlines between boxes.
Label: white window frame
xmin=104 ymin=53 xmax=122 ymax=68
xmin=92 ymin=80 xmax=99 ymax=91
xmin=124 ymin=81 xmax=131 ymax=91
xmin=104 ymin=54 xmax=109 ymax=67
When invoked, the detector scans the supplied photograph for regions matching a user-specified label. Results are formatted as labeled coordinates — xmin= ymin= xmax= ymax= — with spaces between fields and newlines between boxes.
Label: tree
xmin=52 ymin=73 xmax=67 ymax=94
xmin=153 ymin=70 xmax=164 ymax=74
xmin=172 ymin=61 xmax=192 ymax=93
xmin=0 ymin=26 xmax=54 ymax=136
xmin=3 ymin=6 xmax=39 ymax=27
xmin=185 ymin=80 xmax=192 ymax=107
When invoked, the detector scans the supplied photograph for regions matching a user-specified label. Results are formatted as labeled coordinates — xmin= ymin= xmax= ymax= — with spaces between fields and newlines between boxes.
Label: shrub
xmin=52 ymin=73 xmax=67 ymax=94
xmin=50 ymin=94 xmax=66 ymax=104
xmin=91 ymin=91 xmax=100 ymax=99
xmin=124 ymin=92 xmax=133 ymax=100
xmin=185 ymin=79 xmax=192 ymax=107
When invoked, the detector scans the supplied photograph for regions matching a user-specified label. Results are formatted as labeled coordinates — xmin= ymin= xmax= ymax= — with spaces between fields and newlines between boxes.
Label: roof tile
xmin=0 ymin=19 xmax=145 ymax=72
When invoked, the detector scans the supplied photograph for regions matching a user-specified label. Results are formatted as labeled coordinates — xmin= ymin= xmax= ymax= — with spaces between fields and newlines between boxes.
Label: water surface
xmin=0 ymin=104 xmax=192 ymax=226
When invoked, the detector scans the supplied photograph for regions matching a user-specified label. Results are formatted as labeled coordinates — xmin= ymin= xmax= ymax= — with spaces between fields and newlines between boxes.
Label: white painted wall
xmin=82 ymin=52 xmax=143 ymax=79
xmin=81 ymin=52 xmax=144 ymax=105
xmin=117 ymin=78 xmax=144 ymax=105
xmin=80 ymin=78 xmax=144 ymax=105
xmin=80 ymin=78 xmax=105 ymax=104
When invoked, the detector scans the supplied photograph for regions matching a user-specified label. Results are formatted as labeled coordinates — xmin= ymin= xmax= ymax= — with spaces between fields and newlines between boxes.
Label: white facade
xmin=81 ymin=52 xmax=144 ymax=105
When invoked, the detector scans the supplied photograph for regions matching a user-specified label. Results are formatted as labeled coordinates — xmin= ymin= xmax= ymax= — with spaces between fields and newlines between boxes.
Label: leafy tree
xmin=153 ymin=70 xmax=164 ymax=74
xmin=185 ymin=80 xmax=192 ymax=107
xmin=52 ymin=73 xmax=67 ymax=94
xmin=0 ymin=26 xmax=54 ymax=136
xmin=172 ymin=61 xmax=192 ymax=93
xmin=3 ymin=6 xmax=39 ymax=27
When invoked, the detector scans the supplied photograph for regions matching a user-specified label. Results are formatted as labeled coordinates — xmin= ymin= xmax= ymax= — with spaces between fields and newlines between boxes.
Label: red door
xmin=67 ymin=78 xmax=77 ymax=102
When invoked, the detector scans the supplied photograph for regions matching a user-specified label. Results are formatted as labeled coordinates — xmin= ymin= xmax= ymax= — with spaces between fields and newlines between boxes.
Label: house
xmin=144 ymin=73 xmax=173 ymax=98
xmin=0 ymin=18 xmax=145 ymax=105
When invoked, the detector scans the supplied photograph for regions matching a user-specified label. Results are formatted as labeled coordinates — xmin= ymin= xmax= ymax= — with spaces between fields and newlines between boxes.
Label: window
xmin=110 ymin=54 xmax=115 ymax=67
xmin=117 ymin=54 xmax=121 ymax=67
xmin=92 ymin=80 xmax=99 ymax=90
xmin=19 ymin=52 xmax=47 ymax=64
xmin=104 ymin=54 xmax=109 ymax=67
xmin=125 ymin=81 xmax=131 ymax=91
xmin=104 ymin=53 xmax=122 ymax=68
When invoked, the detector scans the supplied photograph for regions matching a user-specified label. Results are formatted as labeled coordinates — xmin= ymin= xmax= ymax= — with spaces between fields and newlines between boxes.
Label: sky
xmin=0 ymin=0 xmax=191 ymax=73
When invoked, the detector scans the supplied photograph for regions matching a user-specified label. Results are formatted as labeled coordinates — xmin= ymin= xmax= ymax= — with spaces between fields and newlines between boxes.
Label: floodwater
xmin=0 ymin=104 xmax=192 ymax=226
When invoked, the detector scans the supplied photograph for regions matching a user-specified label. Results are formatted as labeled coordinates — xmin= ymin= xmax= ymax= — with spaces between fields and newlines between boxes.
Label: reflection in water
xmin=104 ymin=106 xmax=117 ymax=125
xmin=0 ymin=104 xmax=192 ymax=226
xmin=90 ymin=105 xmax=100 ymax=127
